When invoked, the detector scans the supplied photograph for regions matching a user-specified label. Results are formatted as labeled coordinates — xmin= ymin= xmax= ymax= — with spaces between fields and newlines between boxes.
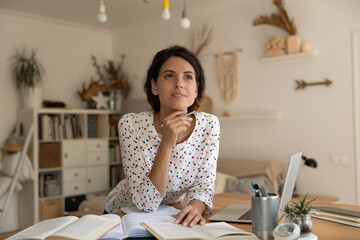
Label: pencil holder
xmin=251 ymin=193 xmax=279 ymax=240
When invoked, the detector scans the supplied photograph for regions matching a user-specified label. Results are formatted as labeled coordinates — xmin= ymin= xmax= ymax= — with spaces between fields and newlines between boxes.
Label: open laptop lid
xmin=278 ymin=151 xmax=302 ymax=220
xmin=208 ymin=152 xmax=302 ymax=223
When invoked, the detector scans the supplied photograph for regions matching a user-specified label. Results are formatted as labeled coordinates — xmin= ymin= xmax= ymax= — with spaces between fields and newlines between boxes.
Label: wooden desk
xmin=206 ymin=193 xmax=360 ymax=240
xmin=1 ymin=193 xmax=359 ymax=240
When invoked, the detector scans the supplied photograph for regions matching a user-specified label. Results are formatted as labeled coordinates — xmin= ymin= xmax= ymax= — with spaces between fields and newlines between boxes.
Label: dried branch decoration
xmin=190 ymin=24 xmax=214 ymax=57
xmin=91 ymin=55 xmax=130 ymax=98
xmin=78 ymin=55 xmax=130 ymax=107
xmin=253 ymin=0 xmax=296 ymax=35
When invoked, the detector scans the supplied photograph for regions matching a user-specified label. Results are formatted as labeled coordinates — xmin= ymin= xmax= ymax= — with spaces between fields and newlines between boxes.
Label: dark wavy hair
xmin=144 ymin=45 xmax=205 ymax=112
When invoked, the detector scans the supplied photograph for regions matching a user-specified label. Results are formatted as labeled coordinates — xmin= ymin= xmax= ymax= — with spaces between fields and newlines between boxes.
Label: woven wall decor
xmin=216 ymin=50 xmax=241 ymax=104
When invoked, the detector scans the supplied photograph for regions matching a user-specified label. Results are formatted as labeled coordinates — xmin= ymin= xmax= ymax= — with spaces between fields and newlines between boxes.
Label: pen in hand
xmin=160 ymin=111 xmax=195 ymax=128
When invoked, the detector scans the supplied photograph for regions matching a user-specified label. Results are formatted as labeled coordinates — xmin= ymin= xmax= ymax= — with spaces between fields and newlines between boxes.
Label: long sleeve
xmin=118 ymin=113 xmax=164 ymax=212
xmin=186 ymin=114 xmax=220 ymax=214
xmin=106 ymin=111 xmax=220 ymax=213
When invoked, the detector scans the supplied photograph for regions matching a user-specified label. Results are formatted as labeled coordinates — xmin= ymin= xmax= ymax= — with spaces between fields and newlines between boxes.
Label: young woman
xmin=106 ymin=45 xmax=220 ymax=227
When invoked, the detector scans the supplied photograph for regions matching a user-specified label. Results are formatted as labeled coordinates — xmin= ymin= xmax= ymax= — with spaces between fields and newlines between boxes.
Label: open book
xmin=121 ymin=204 xmax=181 ymax=217
xmin=311 ymin=206 xmax=360 ymax=228
xmin=100 ymin=214 xmax=175 ymax=239
xmin=6 ymin=214 xmax=121 ymax=240
xmin=141 ymin=221 xmax=259 ymax=240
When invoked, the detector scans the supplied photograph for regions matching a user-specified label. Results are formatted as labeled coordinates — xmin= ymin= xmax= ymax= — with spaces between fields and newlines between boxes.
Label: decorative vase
xmin=22 ymin=85 xmax=43 ymax=109
xmin=287 ymin=35 xmax=301 ymax=54
xmin=285 ymin=214 xmax=313 ymax=236
xmin=114 ymin=90 xmax=123 ymax=111
xmin=301 ymin=42 xmax=312 ymax=53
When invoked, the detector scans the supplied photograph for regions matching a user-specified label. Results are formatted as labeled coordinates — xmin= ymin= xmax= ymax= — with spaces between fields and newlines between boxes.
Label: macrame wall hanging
xmin=216 ymin=49 xmax=242 ymax=104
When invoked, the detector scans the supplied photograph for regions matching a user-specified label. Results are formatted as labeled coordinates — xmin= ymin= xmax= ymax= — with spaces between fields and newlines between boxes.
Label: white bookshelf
xmin=18 ymin=108 xmax=123 ymax=228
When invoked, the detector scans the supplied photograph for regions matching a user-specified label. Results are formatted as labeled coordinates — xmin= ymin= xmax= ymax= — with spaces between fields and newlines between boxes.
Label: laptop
xmin=209 ymin=152 xmax=302 ymax=223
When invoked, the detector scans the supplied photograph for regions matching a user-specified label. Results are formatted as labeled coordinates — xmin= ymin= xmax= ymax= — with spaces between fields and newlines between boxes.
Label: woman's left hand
xmin=175 ymin=201 xmax=206 ymax=227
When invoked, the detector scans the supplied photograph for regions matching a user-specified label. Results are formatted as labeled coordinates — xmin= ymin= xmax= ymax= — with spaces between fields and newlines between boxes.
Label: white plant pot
xmin=22 ymin=86 xmax=43 ymax=109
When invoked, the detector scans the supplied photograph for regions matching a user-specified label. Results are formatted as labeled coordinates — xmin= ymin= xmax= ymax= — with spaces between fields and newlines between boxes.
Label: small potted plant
xmin=10 ymin=47 xmax=45 ymax=108
xmin=283 ymin=194 xmax=316 ymax=236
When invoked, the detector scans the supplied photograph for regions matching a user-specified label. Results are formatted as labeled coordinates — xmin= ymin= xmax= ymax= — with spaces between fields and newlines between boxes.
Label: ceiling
xmin=0 ymin=0 xmax=218 ymax=29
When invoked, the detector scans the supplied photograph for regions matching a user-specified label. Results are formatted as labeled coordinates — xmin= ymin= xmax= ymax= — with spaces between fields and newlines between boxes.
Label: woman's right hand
xmin=161 ymin=111 xmax=193 ymax=147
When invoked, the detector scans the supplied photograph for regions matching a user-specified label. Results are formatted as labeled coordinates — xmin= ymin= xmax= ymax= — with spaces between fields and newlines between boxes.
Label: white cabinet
xmin=63 ymin=180 xmax=87 ymax=196
xmin=87 ymin=139 xmax=109 ymax=165
xmin=63 ymin=168 xmax=86 ymax=182
xmin=87 ymin=165 xmax=109 ymax=193
xmin=18 ymin=108 xmax=123 ymax=228
xmin=62 ymin=140 xmax=86 ymax=167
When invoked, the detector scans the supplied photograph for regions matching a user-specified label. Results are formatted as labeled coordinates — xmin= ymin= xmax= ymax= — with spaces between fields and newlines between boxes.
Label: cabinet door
xmin=87 ymin=152 xmax=108 ymax=165
xmin=62 ymin=140 xmax=86 ymax=167
xmin=87 ymin=165 xmax=109 ymax=193
xmin=63 ymin=180 xmax=87 ymax=196
xmin=87 ymin=139 xmax=108 ymax=152
xmin=63 ymin=168 xmax=86 ymax=182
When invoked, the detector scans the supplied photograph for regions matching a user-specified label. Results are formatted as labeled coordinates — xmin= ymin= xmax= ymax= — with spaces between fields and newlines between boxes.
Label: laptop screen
xmin=278 ymin=152 xmax=302 ymax=219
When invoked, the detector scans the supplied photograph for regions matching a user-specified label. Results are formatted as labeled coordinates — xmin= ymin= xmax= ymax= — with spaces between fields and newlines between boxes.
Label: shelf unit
xmin=261 ymin=50 xmax=317 ymax=62
xmin=218 ymin=110 xmax=281 ymax=121
xmin=18 ymin=108 xmax=123 ymax=228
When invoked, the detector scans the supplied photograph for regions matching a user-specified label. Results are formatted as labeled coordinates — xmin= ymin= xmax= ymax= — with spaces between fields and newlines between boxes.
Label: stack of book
xmin=64 ymin=114 xmax=82 ymax=139
xmin=38 ymin=115 xmax=61 ymax=141
xmin=311 ymin=206 xmax=360 ymax=227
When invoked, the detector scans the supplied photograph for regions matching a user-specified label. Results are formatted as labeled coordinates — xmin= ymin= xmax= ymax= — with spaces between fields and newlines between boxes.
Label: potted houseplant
xmin=10 ymin=47 xmax=45 ymax=108
xmin=283 ymin=194 xmax=316 ymax=236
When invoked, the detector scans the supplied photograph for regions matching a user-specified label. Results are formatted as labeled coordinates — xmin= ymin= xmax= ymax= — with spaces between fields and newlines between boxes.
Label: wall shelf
xmin=261 ymin=49 xmax=317 ymax=62
xmin=218 ymin=110 xmax=281 ymax=121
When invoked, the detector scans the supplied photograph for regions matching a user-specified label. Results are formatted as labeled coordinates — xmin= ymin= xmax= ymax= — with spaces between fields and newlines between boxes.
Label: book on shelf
xmin=109 ymin=145 xmax=115 ymax=163
xmin=39 ymin=115 xmax=62 ymax=141
xmin=108 ymin=115 xmax=120 ymax=138
xmin=88 ymin=115 xmax=98 ymax=138
xmin=97 ymin=115 xmax=102 ymax=138
xmin=109 ymin=165 xmax=125 ymax=188
xmin=6 ymin=214 xmax=121 ymax=240
xmin=64 ymin=115 xmax=74 ymax=139
xmin=141 ymin=221 xmax=258 ymax=240
xmin=99 ymin=213 xmax=175 ymax=240
xmin=311 ymin=206 xmax=360 ymax=228
xmin=63 ymin=114 xmax=82 ymax=139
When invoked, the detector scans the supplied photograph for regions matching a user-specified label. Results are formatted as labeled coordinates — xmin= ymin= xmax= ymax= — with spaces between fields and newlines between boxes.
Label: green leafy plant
xmin=10 ymin=48 xmax=45 ymax=90
xmin=284 ymin=194 xmax=316 ymax=220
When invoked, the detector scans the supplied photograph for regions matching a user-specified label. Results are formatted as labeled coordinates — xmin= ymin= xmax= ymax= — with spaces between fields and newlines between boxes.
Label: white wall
xmin=2 ymin=0 xmax=360 ymax=233
xmin=0 ymin=11 xmax=112 ymax=233
xmin=112 ymin=0 xmax=360 ymax=205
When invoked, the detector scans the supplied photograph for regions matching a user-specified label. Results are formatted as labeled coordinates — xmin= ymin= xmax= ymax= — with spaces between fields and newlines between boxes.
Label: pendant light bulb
xmin=180 ymin=10 xmax=190 ymax=29
xmin=97 ymin=0 xmax=107 ymax=23
xmin=162 ymin=0 xmax=171 ymax=20
xmin=180 ymin=0 xmax=190 ymax=29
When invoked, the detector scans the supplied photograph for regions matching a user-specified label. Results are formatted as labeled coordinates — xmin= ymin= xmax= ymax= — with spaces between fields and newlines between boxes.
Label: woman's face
xmin=151 ymin=56 xmax=198 ymax=112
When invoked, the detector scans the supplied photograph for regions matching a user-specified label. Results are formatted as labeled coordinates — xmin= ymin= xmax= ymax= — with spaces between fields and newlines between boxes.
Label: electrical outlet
xmin=330 ymin=155 xmax=348 ymax=166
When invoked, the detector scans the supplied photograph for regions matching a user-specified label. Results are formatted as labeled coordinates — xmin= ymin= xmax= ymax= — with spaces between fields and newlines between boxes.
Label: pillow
xmin=0 ymin=175 xmax=22 ymax=197
xmin=215 ymin=171 xmax=237 ymax=194
xmin=2 ymin=152 xmax=34 ymax=182
xmin=225 ymin=175 xmax=267 ymax=195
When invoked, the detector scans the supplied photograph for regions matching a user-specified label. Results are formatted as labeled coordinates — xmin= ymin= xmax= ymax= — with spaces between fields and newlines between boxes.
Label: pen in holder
xmin=251 ymin=193 xmax=279 ymax=240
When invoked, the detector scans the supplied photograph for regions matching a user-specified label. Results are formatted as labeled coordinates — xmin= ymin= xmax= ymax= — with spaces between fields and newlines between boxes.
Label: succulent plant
xmin=284 ymin=194 xmax=316 ymax=220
